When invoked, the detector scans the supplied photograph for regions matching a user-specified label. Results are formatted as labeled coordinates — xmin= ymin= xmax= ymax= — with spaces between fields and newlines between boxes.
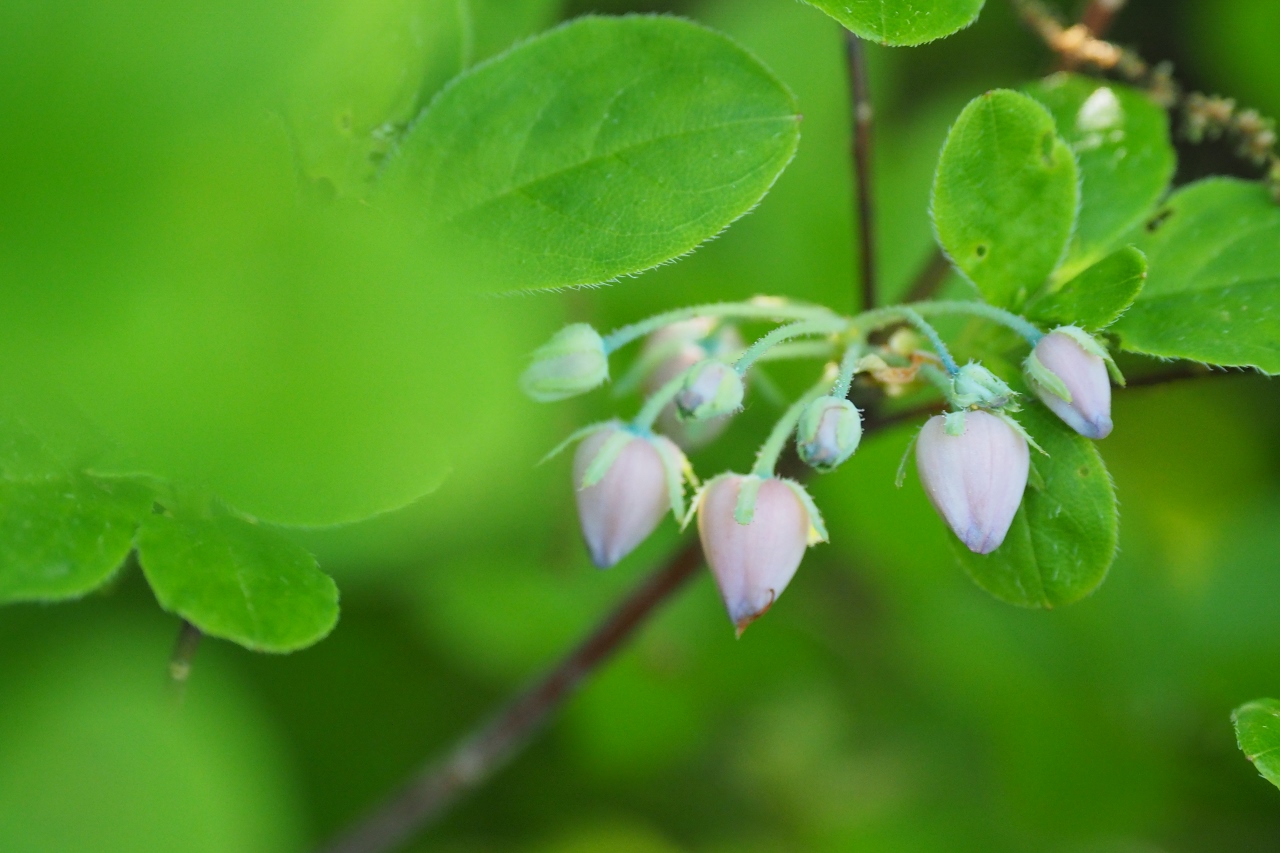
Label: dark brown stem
xmin=845 ymin=31 xmax=877 ymax=310
xmin=317 ymin=544 xmax=703 ymax=853
xmin=169 ymin=620 xmax=202 ymax=684
xmin=902 ymin=248 xmax=953 ymax=304
xmin=1079 ymin=0 xmax=1125 ymax=37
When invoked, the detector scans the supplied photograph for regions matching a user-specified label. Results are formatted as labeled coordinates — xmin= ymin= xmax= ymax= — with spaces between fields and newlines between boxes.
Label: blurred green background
xmin=2 ymin=0 xmax=1279 ymax=851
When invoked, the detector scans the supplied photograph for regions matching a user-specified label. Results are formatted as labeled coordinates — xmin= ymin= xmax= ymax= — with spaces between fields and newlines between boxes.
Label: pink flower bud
xmin=1025 ymin=329 xmax=1113 ymax=439
xmin=697 ymin=475 xmax=810 ymax=634
xmin=573 ymin=427 xmax=676 ymax=568
xmin=643 ymin=320 xmax=743 ymax=451
xmin=916 ymin=411 xmax=1029 ymax=554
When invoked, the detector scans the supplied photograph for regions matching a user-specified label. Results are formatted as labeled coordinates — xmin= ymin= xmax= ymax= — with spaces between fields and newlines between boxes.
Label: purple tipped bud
xmin=797 ymin=396 xmax=863 ymax=472
xmin=697 ymin=475 xmax=810 ymax=634
xmin=916 ymin=411 xmax=1029 ymax=554
xmin=573 ymin=427 xmax=676 ymax=568
xmin=1025 ymin=329 xmax=1113 ymax=439
xmin=521 ymin=324 xmax=609 ymax=402
xmin=675 ymin=361 xmax=744 ymax=422
xmin=644 ymin=321 xmax=744 ymax=451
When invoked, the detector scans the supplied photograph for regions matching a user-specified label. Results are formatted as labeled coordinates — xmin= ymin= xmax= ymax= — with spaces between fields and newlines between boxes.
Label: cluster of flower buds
xmin=521 ymin=302 xmax=1124 ymax=631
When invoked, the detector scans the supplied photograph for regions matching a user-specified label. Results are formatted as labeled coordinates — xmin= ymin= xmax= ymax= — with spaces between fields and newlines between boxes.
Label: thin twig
xmin=845 ymin=31 xmax=877 ymax=310
xmin=902 ymin=248 xmax=953 ymax=304
xmin=1079 ymin=0 xmax=1126 ymax=37
xmin=169 ymin=620 xmax=202 ymax=684
xmin=317 ymin=360 xmax=1222 ymax=853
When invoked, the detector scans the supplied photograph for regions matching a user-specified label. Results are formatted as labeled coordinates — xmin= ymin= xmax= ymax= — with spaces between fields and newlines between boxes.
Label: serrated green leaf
xmin=1233 ymin=698 xmax=1280 ymax=792
xmin=952 ymin=404 xmax=1117 ymax=608
xmin=1111 ymin=178 xmax=1280 ymax=374
xmin=284 ymin=0 xmax=562 ymax=198
xmin=380 ymin=14 xmax=801 ymax=291
xmin=800 ymin=0 xmax=984 ymax=46
xmin=138 ymin=512 xmax=339 ymax=653
xmin=0 ymin=476 xmax=152 ymax=604
xmin=1025 ymin=246 xmax=1147 ymax=330
xmin=932 ymin=90 xmax=1080 ymax=309
xmin=1026 ymin=74 xmax=1176 ymax=279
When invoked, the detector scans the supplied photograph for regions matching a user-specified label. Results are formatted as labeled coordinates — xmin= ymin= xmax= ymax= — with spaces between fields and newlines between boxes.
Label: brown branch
xmin=902 ymin=248 xmax=953 ymax=304
xmin=1079 ymin=0 xmax=1126 ymax=38
xmin=845 ymin=31 xmax=877 ymax=310
xmin=169 ymin=620 xmax=202 ymax=684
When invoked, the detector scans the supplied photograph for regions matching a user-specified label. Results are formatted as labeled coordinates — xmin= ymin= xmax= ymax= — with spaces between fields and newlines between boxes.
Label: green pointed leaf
xmin=951 ymin=404 xmax=1118 ymax=608
xmin=1234 ymin=698 xmax=1280 ymax=792
xmin=1026 ymin=74 xmax=1176 ymax=279
xmin=932 ymin=90 xmax=1080 ymax=309
xmin=380 ymin=15 xmax=801 ymax=290
xmin=1025 ymin=246 xmax=1147 ymax=331
xmin=799 ymin=0 xmax=984 ymax=46
xmin=1111 ymin=178 xmax=1280 ymax=374
xmin=0 ymin=475 xmax=152 ymax=604
xmin=138 ymin=512 xmax=339 ymax=653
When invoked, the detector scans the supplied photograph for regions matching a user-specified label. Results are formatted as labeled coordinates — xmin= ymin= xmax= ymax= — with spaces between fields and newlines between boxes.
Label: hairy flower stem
xmin=632 ymin=369 xmax=694 ymax=432
xmin=734 ymin=319 xmax=848 ymax=375
xmin=854 ymin=300 xmax=1044 ymax=346
xmin=603 ymin=301 xmax=838 ymax=353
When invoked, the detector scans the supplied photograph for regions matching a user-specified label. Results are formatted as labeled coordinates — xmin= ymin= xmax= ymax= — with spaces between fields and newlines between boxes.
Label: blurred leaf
xmin=0 ymin=614 xmax=305 ymax=853
xmin=284 ymin=0 xmax=563 ymax=197
xmin=138 ymin=511 xmax=339 ymax=652
xmin=1234 ymin=698 xmax=1280 ymax=792
xmin=0 ymin=476 xmax=152 ymax=604
xmin=1112 ymin=178 xmax=1280 ymax=374
xmin=952 ymin=404 xmax=1117 ymax=608
xmin=381 ymin=15 xmax=801 ymax=291
xmin=1025 ymin=75 xmax=1175 ymax=279
xmin=932 ymin=90 xmax=1079 ymax=309
xmin=800 ymin=0 xmax=984 ymax=47
xmin=1024 ymin=247 xmax=1147 ymax=331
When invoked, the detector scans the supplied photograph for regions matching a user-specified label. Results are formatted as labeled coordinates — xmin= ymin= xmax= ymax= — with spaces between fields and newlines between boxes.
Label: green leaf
xmin=799 ymin=0 xmax=984 ymax=46
xmin=380 ymin=14 xmax=801 ymax=290
xmin=1111 ymin=178 xmax=1280 ymax=374
xmin=1025 ymin=246 xmax=1147 ymax=331
xmin=952 ymin=404 xmax=1118 ymax=608
xmin=932 ymin=90 xmax=1080 ymax=309
xmin=138 ymin=512 xmax=339 ymax=653
xmin=0 ymin=476 xmax=152 ymax=604
xmin=1233 ymin=698 xmax=1280 ymax=791
xmin=1026 ymin=74 xmax=1176 ymax=279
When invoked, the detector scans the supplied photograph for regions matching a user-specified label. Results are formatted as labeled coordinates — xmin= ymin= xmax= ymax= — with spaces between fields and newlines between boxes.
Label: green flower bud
xmin=674 ymin=361 xmax=744 ymax=421
xmin=520 ymin=324 xmax=609 ymax=402
xmin=796 ymin=396 xmax=863 ymax=472
xmin=951 ymin=363 xmax=1017 ymax=411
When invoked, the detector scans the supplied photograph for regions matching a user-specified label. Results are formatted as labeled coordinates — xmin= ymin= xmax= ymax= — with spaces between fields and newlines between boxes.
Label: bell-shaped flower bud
xmin=796 ymin=396 xmax=863 ymax=472
xmin=950 ymin=363 xmax=1017 ymax=411
xmin=675 ymin=360 xmax=744 ymax=422
xmin=916 ymin=411 xmax=1029 ymax=554
xmin=697 ymin=475 xmax=818 ymax=634
xmin=572 ymin=426 xmax=682 ymax=568
xmin=1024 ymin=327 xmax=1114 ymax=439
xmin=520 ymin=324 xmax=609 ymax=402
xmin=643 ymin=321 xmax=744 ymax=451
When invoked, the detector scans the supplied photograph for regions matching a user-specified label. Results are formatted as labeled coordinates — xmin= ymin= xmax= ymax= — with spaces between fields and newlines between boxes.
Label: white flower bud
xmin=1024 ymin=328 xmax=1113 ymax=439
xmin=916 ymin=411 xmax=1029 ymax=554
xmin=520 ymin=324 xmax=609 ymax=402
xmin=697 ymin=475 xmax=811 ymax=634
xmin=674 ymin=361 xmax=744 ymax=422
xmin=796 ymin=396 xmax=863 ymax=472
xmin=643 ymin=320 xmax=744 ymax=451
xmin=572 ymin=426 xmax=678 ymax=568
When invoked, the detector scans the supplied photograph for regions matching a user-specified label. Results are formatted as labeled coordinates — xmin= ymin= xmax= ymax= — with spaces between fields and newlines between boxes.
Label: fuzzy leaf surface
xmin=381 ymin=15 xmax=801 ymax=290
xmin=1111 ymin=178 xmax=1280 ymax=374
xmin=932 ymin=90 xmax=1079 ymax=309
xmin=1025 ymin=246 xmax=1147 ymax=330
xmin=138 ymin=512 xmax=339 ymax=653
xmin=799 ymin=0 xmax=984 ymax=46
xmin=1234 ymin=698 xmax=1280 ymax=791
xmin=951 ymin=404 xmax=1118 ymax=608
xmin=1026 ymin=75 xmax=1175 ymax=279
